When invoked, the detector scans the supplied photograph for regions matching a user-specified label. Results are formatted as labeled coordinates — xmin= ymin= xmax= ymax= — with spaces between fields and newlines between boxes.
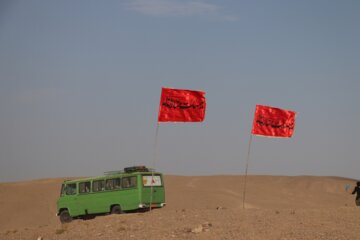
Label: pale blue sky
xmin=0 ymin=0 xmax=359 ymax=181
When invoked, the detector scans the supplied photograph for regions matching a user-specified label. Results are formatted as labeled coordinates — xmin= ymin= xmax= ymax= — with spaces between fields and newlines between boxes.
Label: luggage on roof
xmin=124 ymin=166 xmax=150 ymax=173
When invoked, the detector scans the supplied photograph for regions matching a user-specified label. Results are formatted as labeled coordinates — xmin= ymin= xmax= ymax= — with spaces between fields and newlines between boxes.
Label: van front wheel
xmin=111 ymin=205 xmax=122 ymax=214
xmin=59 ymin=210 xmax=72 ymax=223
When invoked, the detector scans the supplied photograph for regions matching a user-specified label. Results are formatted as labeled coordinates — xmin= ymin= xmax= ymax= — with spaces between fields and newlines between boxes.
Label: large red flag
xmin=158 ymin=87 xmax=206 ymax=122
xmin=252 ymin=105 xmax=296 ymax=138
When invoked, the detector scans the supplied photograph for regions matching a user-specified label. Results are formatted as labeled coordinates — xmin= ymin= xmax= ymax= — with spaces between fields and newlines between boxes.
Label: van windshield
xmin=65 ymin=183 xmax=77 ymax=195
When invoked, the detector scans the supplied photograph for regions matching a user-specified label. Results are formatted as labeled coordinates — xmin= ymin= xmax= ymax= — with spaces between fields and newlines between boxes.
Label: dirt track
xmin=1 ymin=175 xmax=359 ymax=240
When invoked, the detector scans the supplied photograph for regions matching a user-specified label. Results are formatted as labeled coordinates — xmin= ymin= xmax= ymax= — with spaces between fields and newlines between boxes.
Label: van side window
xmin=122 ymin=176 xmax=137 ymax=189
xmin=93 ymin=180 xmax=105 ymax=192
xmin=79 ymin=182 xmax=91 ymax=194
xmin=65 ymin=183 xmax=77 ymax=195
xmin=106 ymin=178 xmax=121 ymax=190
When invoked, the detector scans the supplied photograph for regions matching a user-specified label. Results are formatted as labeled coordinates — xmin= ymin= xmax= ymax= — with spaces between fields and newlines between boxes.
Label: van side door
xmin=77 ymin=181 xmax=92 ymax=215
xmin=63 ymin=183 xmax=81 ymax=217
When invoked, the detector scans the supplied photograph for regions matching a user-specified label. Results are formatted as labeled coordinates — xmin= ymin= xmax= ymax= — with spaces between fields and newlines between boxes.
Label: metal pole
xmin=150 ymin=123 xmax=160 ymax=211
xmin=242 ymin=133 xmax=253 ymax=209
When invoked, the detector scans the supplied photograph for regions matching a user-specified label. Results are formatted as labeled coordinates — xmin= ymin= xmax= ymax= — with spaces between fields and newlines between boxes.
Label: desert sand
xmin=0 ymin=175 xmax=359 ymax=240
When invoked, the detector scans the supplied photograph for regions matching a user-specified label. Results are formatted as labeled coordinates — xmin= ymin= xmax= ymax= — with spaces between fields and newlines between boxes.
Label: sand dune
xmin=165 ymin=175 xmax=355 ymax=209
xmin=0 ymin=175 xmax=359 ymax=239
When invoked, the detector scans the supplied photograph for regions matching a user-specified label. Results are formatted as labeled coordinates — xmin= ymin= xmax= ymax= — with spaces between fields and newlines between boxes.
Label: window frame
xmin=122 ymin=176 xmax=137 ymax=189
xmin=65 ymin=183 xmax=77 ymax=195
xmin=79 ymin=181 xmax=91 ymax=194
xmin=105 ymin=178 xmax=122 ymax=191
xmin=92 ymin=179 xmax=106 ymax=192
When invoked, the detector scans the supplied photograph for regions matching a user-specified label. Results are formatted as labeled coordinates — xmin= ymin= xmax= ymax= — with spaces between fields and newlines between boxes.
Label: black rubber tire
xmin=111 ymin=205 xmax=122 ymax=214
xmin=59 ymin=210 xmax=72 ymax=223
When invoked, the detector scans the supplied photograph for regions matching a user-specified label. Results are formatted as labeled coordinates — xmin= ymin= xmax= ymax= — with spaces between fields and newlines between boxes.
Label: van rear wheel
xmin=111 ymin=205 xmax=122 ymax=214
xmin=59 ymin=210 xmax=72 ymax=223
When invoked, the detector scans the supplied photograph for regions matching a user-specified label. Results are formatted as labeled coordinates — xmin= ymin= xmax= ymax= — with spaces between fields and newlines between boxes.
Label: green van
xmin=56 ymin=166 xmax=165 ymax=223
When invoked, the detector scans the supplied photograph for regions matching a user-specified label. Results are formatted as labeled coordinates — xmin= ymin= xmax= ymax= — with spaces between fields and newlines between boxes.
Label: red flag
xmin=158 ymin=87 xmax=206 ymax=122
xmin=252 ymin=105 xmax=296 ymax=138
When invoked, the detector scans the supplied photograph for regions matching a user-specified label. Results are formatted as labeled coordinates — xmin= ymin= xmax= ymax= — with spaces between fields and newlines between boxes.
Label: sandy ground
xmin=0 ymin=175 xmax=359 ymax=240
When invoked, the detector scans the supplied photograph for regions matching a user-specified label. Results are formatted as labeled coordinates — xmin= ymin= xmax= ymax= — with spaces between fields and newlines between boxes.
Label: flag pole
xmin=150 ymin=122 xmax=160 ymax=211
xmin=242 ymin=133 xmax=253 ymax=209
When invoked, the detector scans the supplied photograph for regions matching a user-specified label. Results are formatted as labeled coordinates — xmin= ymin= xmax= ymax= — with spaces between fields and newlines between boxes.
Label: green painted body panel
xmin=57 ymin=172 xmax=165 ymax=217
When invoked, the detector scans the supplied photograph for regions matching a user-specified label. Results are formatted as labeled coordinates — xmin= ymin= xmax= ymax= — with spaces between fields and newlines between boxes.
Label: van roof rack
xmin=124 ymin=166 xmax=150 ymax=173
xmin=104 ymin=166 xmax=153 ymax=175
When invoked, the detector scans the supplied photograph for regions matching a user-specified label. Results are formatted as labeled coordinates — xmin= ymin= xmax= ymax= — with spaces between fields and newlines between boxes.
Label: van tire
xmin=111 ymin=205 xmax=122 ymax=214
xmin=59 ymin=210 xmax=72 ymax=223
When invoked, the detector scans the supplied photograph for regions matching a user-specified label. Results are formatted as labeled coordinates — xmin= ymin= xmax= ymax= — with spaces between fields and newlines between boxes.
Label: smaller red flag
xmin=158 ymin=87 xmax=206 ymax=122
xmin=252 ymin=105 xmax=296 ymax=138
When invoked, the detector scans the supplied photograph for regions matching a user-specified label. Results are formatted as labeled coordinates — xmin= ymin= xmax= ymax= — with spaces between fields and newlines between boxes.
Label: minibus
xmin=56 ymin=166 xmax=165 ymax=223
